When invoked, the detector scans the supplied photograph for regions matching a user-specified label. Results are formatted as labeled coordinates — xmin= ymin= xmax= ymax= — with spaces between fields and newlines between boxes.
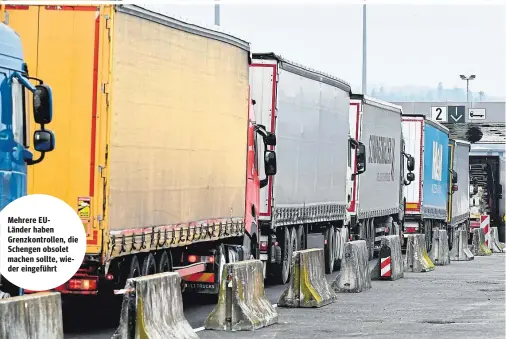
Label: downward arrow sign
xmin=451 ymin=114 xmax=462 ymax=122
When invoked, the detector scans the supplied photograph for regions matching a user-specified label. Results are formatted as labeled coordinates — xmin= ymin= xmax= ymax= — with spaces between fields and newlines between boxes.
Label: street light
xmin=459 ymin=74 xmax=476 ymax=103
xmin=214 ymin=0 xmax=220 ymax=26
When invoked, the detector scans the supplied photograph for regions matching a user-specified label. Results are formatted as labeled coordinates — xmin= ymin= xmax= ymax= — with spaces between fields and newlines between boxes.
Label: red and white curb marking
xmin=381 ymin=256 xmax=392 ymax=278
xmin=480 ymin=215 xmax=491 ymax=248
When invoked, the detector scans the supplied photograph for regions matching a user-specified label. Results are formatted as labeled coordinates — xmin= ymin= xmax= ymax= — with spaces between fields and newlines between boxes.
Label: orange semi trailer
xmin=3 ymin=4 xmax=277 ymax=296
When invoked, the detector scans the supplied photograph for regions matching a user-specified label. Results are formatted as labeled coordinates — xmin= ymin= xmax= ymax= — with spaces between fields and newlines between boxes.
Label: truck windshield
xmin=11 ymin=78 xmax=28 ymax=147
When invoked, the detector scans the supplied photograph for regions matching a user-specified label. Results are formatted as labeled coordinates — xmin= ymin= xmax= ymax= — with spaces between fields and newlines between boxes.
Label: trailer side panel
xmin=449 ymin=140 xmax=471 ymax=226
xmin=357 ymin=101 xmax=402 ymax=219
xmin=422 ymin=122 xmax=449 ymax=220
xmin=273 ymin=66 xmax=349 ymax=225
xmin=108 ymin=9 xmax=250 ymax=230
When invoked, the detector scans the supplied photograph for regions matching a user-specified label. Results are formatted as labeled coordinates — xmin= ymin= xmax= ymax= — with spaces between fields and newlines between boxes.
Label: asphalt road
xmin=63 ymin=269 xmax=340 ymax=339
xmin=63 ymin=254 xmax=505 ymax=339
xmin=201 ymin=254 xmax=506 ymax=339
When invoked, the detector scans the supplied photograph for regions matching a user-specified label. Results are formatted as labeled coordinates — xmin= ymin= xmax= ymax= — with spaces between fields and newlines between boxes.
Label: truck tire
xmin=333 ymin=228 xmax=341 ymax=270
xmin=156 ymin=250 xmax=172 ymax=273
xmin=447 ymin=227 xmax=454 ymax=251
xmin=127 ymin=255 xmax=141 ymax=279
xmin=141 ymin=253 xmax=157 ymax=276
xmin=424 ymin=220 xmax=433 ymax=252
xmin=325 ymin=227 xmax=335 ymax=274
xmin=368 ymin=220 xmax=375 ymax=260
xmin=296 ymin=225 xmax=305 ymax=252
xmin=271 ymin=227 xmax=292 ymax=285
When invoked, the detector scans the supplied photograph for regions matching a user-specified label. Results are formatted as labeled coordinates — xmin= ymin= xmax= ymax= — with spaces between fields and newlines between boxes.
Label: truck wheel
xmin=141 ymin=253 xmax=157 ymax=276
xmin=156 ymin=250 xmax=172 ymax=273
xmin=325 ymin=227 xmax=335 ymax=274
xmin=251 ymin=237 xmax=260 ymax=260
xmin=368 ymin=220 xmax=375 ymax=260
xmin=447 ymin=227 xmax=454 ymax=251
xmin=127 ymin=255 xmax=141 ymax=279
xmin=272 ymin=227 xmax=292 ymax=285
xmin=296 ymin=225 xmax=305 ymax=251
xmin=333 ymin=228 xmax=341 ymax=270
xmin=424 ymin=220 xmax=433 ymax=252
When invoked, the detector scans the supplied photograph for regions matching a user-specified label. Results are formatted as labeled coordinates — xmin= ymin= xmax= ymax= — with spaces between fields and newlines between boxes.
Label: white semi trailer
xmin=348 ymin=95 xmax=415 ymax=258
xmin=250 ymin=53 xmax=367 ymax=283
xmin=447 ymin=139 xmax=471 ymax=247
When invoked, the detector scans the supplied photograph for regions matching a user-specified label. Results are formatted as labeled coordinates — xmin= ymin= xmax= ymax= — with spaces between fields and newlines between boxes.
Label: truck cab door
xmin=0 ymin=72 xmax=29 ymax=209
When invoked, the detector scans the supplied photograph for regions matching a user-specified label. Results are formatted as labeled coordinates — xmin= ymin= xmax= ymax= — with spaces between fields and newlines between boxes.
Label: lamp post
xmin=362 ymin=4 xmax=367 ymax=95
xmin=214 ymin=0 xmax=220 ymax=26
xmin=459 ymin=74 xmax=476 ymax=103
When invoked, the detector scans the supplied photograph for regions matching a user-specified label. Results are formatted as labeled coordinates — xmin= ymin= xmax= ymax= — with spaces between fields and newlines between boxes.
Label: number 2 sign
xmin=430 ymin=106 xmax=448 ymax=123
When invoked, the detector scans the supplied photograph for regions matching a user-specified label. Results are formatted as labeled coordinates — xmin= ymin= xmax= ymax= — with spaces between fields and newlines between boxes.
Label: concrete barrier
xmin=449 ymin=229 xmax=474 ymax=261
xmin=404 ymin=234 xmax=435 ymax=273
xmin=490 ymin=227 xmax=504 ymax=253
xmin=428 ymin=229 xmax=450 ymax=266
xmin=0 ymin=292 xmax=63 ymax=339
xmin=205 ymin=260 xmax=277 ymax=331
xmin=371 ymin=235 xmax=404 ymax=281
xmin=278 ymin=248 xmax=336 ymax=308
xmin=112 ymin=272 xmax=197 ymax=339
xmin=471 ymin=228 xmax=492 ymax=256
xmin=331 ymin=240 xmax=371 ymax=293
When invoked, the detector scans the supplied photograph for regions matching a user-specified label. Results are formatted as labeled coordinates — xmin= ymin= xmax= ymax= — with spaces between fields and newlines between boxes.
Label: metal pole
xmin=466 ymin=79 xmax=469 ymax=103
xmin=362 ymin=4 xmax=367 ymax=95
xmin=214 ymin=2 xmax=220 ymax=26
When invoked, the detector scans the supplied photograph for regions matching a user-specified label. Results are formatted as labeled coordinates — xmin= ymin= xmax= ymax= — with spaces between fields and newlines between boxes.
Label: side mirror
xmin=33 ymin=84 xmax=53 ymax=124
xmin=264 ymin=150 xmax=277 ymax=176
xmin=452 ymin=171 xmax=458 ymax=184
xmin=407 ymin=156 xmax=415 ymax=172
xmin=265 ymin=132 xmax=276 ymax=146
xmin=452 ymin=184 xmax=458 ymax=192
xmin=356 ymin=143 xmax=366 ymax=174
xmin=407 ymin=172 xmax=415 ymax=182
xmin=33 ymin=130 xmax=55 ymax=152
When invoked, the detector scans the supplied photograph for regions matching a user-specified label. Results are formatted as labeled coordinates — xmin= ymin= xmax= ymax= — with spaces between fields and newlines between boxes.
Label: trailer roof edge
xmin=116 ymin=5 xmax=250 ymax=52
xmin=351 ymin=94 xmax=403 ymax=113
xmin=252 ymin=52 xmax=351 ymax=93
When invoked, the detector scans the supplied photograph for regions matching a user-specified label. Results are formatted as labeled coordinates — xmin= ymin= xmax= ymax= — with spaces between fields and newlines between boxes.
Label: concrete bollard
xmin=490 ymin=227 xmax=505 ymax=253
xmin=371 ymin=235 xmax=404 ymax=281
xmin=471 ymin=228 xmax=492 ymax=256
xmin=205 ymin=260 xmax=277 ymax=331
xmin=331 ymin=240 xmax=371 ymax=293
xmin=278 ymin=248 xmax=336 ymax=308
xmin=428 ymin=229 xmax=450 ymax=266
xmin=112 ymin=272 xmax=198 ymax=339
xmin=449 ymin=229 xmax=474 ymax=261
xmin=404 ymin=234 xmax=435 ymax=273
xmin=0 ymin=292 xmax=63 ymax=339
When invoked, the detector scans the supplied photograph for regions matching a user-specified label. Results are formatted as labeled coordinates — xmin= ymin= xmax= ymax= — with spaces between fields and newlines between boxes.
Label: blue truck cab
xmin=0 ymin=21 xmax=55 ymax=297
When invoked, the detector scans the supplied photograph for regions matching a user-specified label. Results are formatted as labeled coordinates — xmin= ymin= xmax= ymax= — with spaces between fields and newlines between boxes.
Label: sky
xmin=140 ymin=2 xmax=506 ymax=97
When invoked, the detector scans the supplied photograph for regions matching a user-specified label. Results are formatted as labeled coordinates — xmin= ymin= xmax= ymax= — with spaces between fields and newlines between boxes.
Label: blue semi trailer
xmin=0 ymin=20 xmax=55 ymax=297
xmin=401 ymin=115 xmax=451 ymax=251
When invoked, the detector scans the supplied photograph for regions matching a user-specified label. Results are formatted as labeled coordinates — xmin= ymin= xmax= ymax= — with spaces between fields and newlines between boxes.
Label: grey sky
xmin=143 ymin=2 xmax=506 ymax=96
